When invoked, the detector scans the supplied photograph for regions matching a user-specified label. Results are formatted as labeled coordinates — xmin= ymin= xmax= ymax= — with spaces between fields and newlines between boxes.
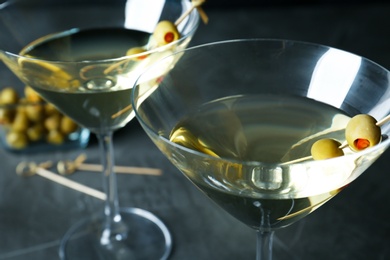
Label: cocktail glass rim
xmin=133 ymin=38 xmax=390 ymax=169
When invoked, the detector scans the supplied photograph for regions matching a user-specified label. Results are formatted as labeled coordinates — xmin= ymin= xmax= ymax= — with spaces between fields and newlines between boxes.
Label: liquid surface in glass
xmin=168 ymin=94 xmax=351 ymax=229
xmin=17 ymin=28 xmax=163 ymax=133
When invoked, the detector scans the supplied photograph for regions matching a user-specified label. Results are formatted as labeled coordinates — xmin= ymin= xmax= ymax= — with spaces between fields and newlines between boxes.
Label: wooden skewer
xmin=175 ymin=0 xmax=208 ymax=26
xmin=35 ymin=167 xmax=106 ymax=200
xmin=376 ymin=114 xmax=390 ymax=127
xmin=104 ymin=0 xmax=208 ymax=76
xmin=111 ymin=104 xmax=132 ymax=119
xmin=57 ymin=153 xmax=162 ymax=176
xmin=195 ymin=1 xmax=209 ymax=25
xmin=281 ymin=114 xmax=390 ymax=165
xmin=74 ymin=163 xmax=162 ymax=176
xmin=16 ymin=161 xmax=106 ymax=200
xmin=280 ymin=155 xmax=313 ymax=165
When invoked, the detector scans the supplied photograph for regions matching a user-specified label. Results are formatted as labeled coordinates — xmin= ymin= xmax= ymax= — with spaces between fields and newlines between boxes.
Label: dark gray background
xmin=0 ymin=1 xmax=389 ymax=259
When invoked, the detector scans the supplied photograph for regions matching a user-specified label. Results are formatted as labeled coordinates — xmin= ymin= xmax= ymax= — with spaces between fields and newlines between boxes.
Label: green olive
xmin=46 ymin=129 xmax=64 ymax=145
xmin=126 ymin=47 xmax=148 ymax=60
xmin=345 ymin=114 xmax=381 ymax=151
xmin=11 ymin=111 xmax=29 ymax=132
xmin=44 ymin=103 xmax=60 ymax=116
xmin=153 ymin=20 xmax=180 ymax=46
xmin=27 ymin=123 xmax=45 ymax=142
xmin=0 ymin=108 xmax=15 ymax=124
xmin=25 ymin=103 xmax=45 ymax=122
xmin=16 ymin=98 xmax=27 ymax=109
xmin=0 ymin=87 xmax=19 ymax=104
xmin=44 ymin=113 xmax=61 ymax=131
xmin=60 ymin=116 xmax=78 ymax=135
xmin=24 ymin=86 xmax=43 ymax=103
xmin=6 ymin=131 xmax=28 ymax=149
xmin=311 ymin=139 xmax=344 ymax=160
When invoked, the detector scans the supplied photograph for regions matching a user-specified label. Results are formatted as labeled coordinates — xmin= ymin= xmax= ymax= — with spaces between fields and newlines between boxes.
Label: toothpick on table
xmin=57 ymin=153 xmax=162 ymax=176
xmin=16 ymin=161 xmax=106 ymax=200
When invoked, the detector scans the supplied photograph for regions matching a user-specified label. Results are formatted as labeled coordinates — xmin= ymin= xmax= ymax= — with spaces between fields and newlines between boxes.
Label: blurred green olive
xmin=44 ymin=103 xmax=60 ymax=116
xmin=44 ymin=113 xmax=61 ymax=131
xmin=0 ymin=108 xmax=15 ymax=124
xmin=60 ymin=116 xmax=78 ymax=134
xmin=1 ymin=85 xmax=84 ymax=149
xmin=46 ymin=129 xmax=65 ymax=145
xmin=27 ymin=123 xmax=45 ymax=141
xmin=0 ymin=87 xmax=19 ymax=105
xmin=25 ymin=104 xmax=45 ymax=122
xmin=12 ymin=111 xmax=29 ymax=132
xmin=6 ymin=131 xmax=28 ymax=149
xmin=126 ymin=47 xmax=148 ymax=60
xmin=24 ymin=86 xmax=43 ymax=103
xmin=153 ymin=20 xmax=180 ymax=46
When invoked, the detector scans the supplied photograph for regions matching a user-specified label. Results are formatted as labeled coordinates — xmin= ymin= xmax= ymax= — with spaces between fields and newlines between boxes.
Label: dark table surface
xmin=1 ymin=3 xmax=390 ymax=260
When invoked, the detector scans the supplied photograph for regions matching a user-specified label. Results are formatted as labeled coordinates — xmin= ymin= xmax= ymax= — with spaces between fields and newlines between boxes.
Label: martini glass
xmin=132 ymin=39 xmax=390 ymax=259
xmin=0 ymin=0 xmax=199 ymax=259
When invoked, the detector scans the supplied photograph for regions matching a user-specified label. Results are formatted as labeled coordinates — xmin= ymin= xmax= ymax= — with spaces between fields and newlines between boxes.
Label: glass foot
xmin=59 ymin=207 xmax=172 ymax=260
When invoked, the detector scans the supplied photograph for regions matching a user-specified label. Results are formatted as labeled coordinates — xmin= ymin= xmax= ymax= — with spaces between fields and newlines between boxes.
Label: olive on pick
xmin=311 ymin=139 xmax=344 ymax=160
xmin=126 ymin=47 xmax=148 ymax=60
xmin=345 ymin=114 xmax=381 ymax=151
xmin=153 ymin=20 xmax=180 ymax=46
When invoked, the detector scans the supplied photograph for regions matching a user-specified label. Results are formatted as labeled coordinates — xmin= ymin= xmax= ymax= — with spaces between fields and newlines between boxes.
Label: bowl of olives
xmin=0 ymin=85 xmax=90 ymax=153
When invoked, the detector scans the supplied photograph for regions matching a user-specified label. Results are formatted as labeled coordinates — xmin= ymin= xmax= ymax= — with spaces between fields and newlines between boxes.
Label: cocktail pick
xmin=16 ymin=161 xmax=106 ymax=200
xmin=57 ymin=153 xmax=162 ymax=176
xmin=107 ymin=0 xmax=208 ymax=120
xmin=376 ymin=114 xmax=390 ymax=126
xmin=281 ymin=114 xmax=390 ymax=165
xmin=104 ymin=0 xmax=207 ymax=77
xmin=175 ymin=0 xmax=208 ymax=26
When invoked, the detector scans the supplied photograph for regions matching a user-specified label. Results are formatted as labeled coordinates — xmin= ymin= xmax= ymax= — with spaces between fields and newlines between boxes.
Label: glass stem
xmin=97 ymin=132 xmax=125 ymax=245
xmin=256 ymin=230 xmax=274 ymax=260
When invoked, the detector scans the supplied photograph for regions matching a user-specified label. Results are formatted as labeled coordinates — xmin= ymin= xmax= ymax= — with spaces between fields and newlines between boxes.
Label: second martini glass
xmin=0 ymin=0 xmax=199 ymax=259
xmin=133 ymin=39 xmax=390 ymax=259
